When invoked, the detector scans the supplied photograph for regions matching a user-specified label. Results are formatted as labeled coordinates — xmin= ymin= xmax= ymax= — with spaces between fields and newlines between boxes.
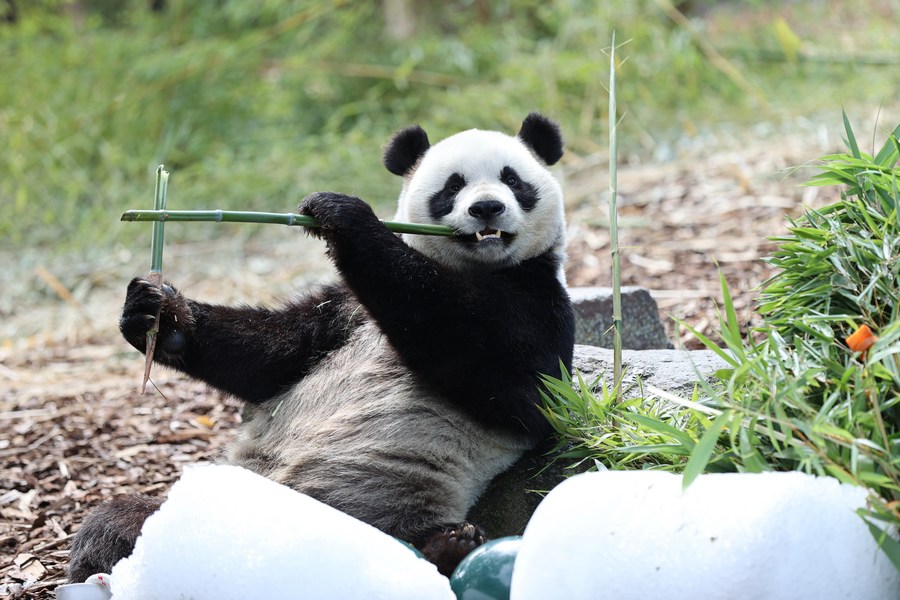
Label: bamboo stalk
xmin=143 ymin=166 xmax=169 ymax=393
xmin=121 ymin=209 xmax=456 ymax=237
xmin=147 ymin=169 xmax=169 ymax=283
xmin=609 ymin=32 xmax=623 ymax=394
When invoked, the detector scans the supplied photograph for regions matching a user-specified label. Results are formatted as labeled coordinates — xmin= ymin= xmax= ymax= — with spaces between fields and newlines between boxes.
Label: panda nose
xmin=468 ymin=200 xmax=505 ymax=219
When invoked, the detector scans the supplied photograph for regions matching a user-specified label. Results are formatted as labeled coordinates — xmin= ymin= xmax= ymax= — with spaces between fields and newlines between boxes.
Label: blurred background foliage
xmin=1 ymin=0 xmax=898 ymax=255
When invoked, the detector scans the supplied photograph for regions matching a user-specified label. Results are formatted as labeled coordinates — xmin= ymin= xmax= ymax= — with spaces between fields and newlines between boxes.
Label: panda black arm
xmin=300 ymin=192 xmax=575 ymax=437
xmin=119 ymin=280 xmax=361 ymax=404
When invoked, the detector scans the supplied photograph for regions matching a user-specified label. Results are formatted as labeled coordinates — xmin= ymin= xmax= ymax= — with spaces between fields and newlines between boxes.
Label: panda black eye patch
xmin=500 ymin=166 xmax=539 ymax=211
xmin=429 ymin=173 xmax=466 ymax=219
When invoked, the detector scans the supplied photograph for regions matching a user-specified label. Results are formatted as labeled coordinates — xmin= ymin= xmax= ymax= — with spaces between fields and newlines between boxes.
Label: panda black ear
xmin=517 ymin=113 xmax=564 ymax=166
xmin=383 ymin=125 xmax=431 ymax=176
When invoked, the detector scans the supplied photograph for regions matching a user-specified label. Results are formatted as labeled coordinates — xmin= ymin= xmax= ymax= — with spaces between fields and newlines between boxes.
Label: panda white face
xmin=386 ymin=114 xmax=566 ymax=278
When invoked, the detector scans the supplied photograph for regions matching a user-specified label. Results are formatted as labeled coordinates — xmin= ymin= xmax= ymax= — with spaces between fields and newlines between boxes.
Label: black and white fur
xmin=68 ymin=113 xmax=575 ymax=580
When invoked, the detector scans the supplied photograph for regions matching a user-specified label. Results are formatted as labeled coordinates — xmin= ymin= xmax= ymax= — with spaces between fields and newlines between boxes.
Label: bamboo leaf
xmin=621 ymin=412 xmax=697 ymax=448
xmin=615 ymin=444 xmax=693 ymax=457
xmin=718 ymin=271 xmax=744 ymax=357
xmin=738 ymin=427 xmax=769 ymax=473
xmin=843 ymin=108 xmax=861 ymax=159
xmin=824 ymin=463 xmax=856 ymax=485
xmin=873 ymin=125 xmax=900 ymax=167
xmin=683 ymin=412 xmax=730 ymax=490
xmin=811 ymin=422 xmax=856 ymax=443
xmin=679 ymin=320 xmax=740 ymax=367
xmin=858 ymin=472 xmax=895 ymax=487
xmin=861 ymin=516 xmax=900 ymax=572
xmin=788 ymin=227 xmax=831 ymax=241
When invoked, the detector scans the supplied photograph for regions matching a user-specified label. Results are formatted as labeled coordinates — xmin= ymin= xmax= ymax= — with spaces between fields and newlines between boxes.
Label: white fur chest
xmin=225 ymin=320 xmax=531 ymax=534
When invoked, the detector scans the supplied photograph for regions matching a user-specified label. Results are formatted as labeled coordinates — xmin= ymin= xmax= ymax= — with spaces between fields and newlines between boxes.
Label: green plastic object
xmin=449 ymin=536 xmax=522 ymax=600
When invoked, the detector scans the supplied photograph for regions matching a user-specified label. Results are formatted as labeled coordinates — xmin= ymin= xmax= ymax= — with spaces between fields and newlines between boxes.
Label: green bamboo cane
xmin=147 ymin=170 xmax=169 ymax=282
xmin=609 ymin=32 xmax=623 ymax=396
xmin=121 ymin=209 xmax=456 ymax=237
xmin=142 ymin=165 xmax=169 ymax=393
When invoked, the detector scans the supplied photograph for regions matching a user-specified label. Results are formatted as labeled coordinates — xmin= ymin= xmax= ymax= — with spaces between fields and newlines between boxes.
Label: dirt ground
xmin=0 ymin=118 xmax=871 ymax=597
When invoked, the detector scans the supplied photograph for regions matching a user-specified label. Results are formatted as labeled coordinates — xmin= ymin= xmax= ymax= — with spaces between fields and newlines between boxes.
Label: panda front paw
xmin=298 ymin=192 xmax=380 ymax=241
xmin=120 ymin=277 xmax=193 ymax=358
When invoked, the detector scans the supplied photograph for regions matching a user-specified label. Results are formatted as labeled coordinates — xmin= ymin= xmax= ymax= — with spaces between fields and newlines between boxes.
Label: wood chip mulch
xmin=563 ymin=134 xmax=831 ymax=347
xmin=1 ymin=342 xmax=240 ymax=598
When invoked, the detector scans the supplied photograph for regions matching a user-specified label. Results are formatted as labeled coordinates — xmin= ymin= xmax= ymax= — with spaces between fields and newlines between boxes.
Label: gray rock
xmin=469 ymin=346 xmax=729 ymax=538
xmin=572 ymin=345 xmax=729 ymax=399
xmin=569 ymin=286 xmax=671 ymax=350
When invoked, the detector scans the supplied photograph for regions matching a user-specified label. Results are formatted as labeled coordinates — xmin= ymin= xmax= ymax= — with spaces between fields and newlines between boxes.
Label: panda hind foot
xmin=419 ymin=522 xmax=486 ymax=577
xmin=68 ymin=495 xmax=162 ymax=583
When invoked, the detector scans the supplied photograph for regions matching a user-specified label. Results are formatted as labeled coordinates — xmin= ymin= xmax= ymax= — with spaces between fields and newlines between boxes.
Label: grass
xmin=541 ymin=113 xmax=900 ymax=569
xmin=1 ymin=0 xmax=898 ymax=262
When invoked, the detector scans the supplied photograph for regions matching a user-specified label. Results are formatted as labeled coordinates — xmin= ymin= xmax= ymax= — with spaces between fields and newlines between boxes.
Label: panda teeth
xmin=476 ymin=229 xmax=502 ymax=241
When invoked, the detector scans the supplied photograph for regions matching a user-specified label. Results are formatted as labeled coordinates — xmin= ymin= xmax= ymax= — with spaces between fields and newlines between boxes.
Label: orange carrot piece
xmin=846 ymin=324 xmax=878 ymax=353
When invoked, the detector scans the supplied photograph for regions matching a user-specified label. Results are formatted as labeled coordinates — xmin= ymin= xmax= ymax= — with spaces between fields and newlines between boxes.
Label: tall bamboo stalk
xmin=608 ymin=32 xmax=623 ymax=394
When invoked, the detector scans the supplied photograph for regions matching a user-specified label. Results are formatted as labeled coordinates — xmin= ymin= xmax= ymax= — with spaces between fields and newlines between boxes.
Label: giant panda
xmin=68 ymin=113 xmax=575 ymax=581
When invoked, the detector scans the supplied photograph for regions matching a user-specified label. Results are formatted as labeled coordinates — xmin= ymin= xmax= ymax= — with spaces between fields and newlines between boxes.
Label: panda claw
xmin=419 ymin=522 xmax=486 ymax=577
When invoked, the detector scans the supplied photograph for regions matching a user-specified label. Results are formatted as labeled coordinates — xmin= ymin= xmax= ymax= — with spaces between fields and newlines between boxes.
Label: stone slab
xmin=572 ymin=345 xmax=728 ymax=399
xmin=569 ymin=286 xmax=671 ymax=350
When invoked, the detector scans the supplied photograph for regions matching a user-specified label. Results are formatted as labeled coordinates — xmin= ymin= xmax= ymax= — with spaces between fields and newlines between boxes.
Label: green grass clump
xmin=539 ymin=370 xmax=735 ymax=474
xmin=541 ymin=114 xmax=900 ymax=569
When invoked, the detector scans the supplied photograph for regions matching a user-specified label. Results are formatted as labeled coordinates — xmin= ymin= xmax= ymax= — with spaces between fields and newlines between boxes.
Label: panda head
xmin=384 ymin=113 xmax=566 ymax=280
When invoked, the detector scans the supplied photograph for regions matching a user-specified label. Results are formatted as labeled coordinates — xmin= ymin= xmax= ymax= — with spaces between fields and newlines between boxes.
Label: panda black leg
xmin=418 ymin=522 xmax=486 ymax=577
xmin=68 ymin=495 xmax=162 ymax=583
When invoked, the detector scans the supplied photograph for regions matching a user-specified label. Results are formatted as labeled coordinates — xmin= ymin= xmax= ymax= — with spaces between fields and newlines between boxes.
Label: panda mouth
xmin=476 ymin=228 xmax=503 ymax=241
xmin=458 ymin=228 xmax=514 ymax=244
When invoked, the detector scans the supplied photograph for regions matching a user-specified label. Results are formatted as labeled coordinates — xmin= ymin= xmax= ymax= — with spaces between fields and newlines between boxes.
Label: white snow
xmin=510 ymin=470 xmax=900 ymax=600
xmin=108 ymin=464 xmax=454 ymax=600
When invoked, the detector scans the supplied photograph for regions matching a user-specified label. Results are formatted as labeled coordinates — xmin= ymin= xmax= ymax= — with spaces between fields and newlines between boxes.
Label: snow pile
xmin=109 ymin=464 xmax=453 ymax=600
xmin=511 ymin=470 xmax=900 ymax=600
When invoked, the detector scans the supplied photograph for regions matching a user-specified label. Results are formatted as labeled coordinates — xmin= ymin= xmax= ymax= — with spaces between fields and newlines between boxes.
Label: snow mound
xmin=109 ymin=464 xmax=453 ymax=600
xmin=511 ymin=470 xmax=899 ymax=600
